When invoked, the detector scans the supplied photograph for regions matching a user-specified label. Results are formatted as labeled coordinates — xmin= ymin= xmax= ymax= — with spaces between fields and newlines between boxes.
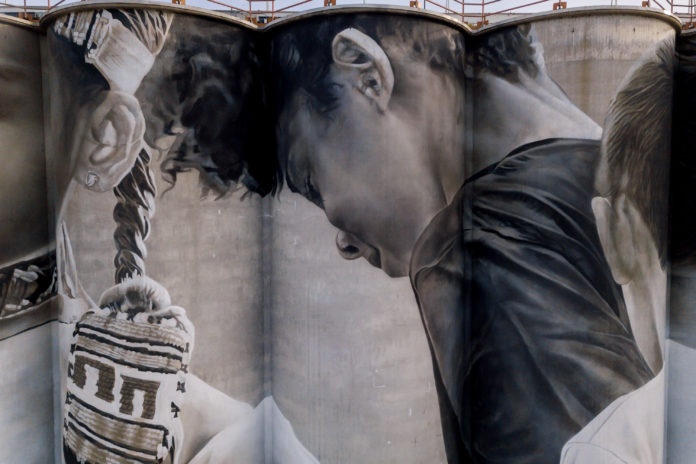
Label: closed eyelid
xmin=304 ymin=174 xmax=324 ymax=209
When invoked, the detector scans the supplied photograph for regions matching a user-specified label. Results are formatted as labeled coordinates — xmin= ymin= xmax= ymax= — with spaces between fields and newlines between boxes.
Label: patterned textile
xmin=51 ymin=9 xmax=172 ymax=94
xmin=64 ymin=280 xmax=193 ymax=464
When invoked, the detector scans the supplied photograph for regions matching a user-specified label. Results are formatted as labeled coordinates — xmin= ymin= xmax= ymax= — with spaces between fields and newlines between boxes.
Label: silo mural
xmin=0 ymin=15 xmax=56 ymax=464
xmin=0 ymin=2 xmax=689 ymax=463
xmin=44 ymin=7 xmax=316 ymax=464
xmin=666 ymin=28 xmax=696 ymax=464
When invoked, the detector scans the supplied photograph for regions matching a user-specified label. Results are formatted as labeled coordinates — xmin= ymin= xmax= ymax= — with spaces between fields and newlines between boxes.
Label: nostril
xmin=341 ymin=244 xmax=360 ymax=255
xmin=336 ymin=231 xmax=363 ymax=259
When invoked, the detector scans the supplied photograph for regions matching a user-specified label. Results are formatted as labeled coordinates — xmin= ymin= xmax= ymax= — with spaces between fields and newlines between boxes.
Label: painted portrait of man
xmin=562 ymin=35 xmax=673 ymax=463
xmin=270 ymin=11 xmax=671 ymax=463
xmin=0 ymin=5 xmax=686 ymax=464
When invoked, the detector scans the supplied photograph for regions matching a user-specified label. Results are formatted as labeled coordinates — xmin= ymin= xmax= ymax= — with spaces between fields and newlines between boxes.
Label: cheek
xmin=285 ymin=107 xmax=332 ymax=182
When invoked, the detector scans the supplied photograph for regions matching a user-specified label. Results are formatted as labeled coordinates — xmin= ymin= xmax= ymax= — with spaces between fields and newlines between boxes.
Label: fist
xmin=63 ymin=277 xmax=194 ymax=464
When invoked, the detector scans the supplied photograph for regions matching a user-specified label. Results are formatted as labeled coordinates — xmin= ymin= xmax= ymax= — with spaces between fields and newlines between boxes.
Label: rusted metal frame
xmin=0 ymin=0 xmax=38 ymax=9
xmin=274 ymin=0 xmax=313 ymax=14
xmin=49 ymin=0 xmax=71 ymax=9
xmin=488 ymin=0 xmax=549 ymax=16
xmin=203 ymin=0 xmax=249 ymax=13
xmin=421 ymin=0 xmax=463 ymax=15
xmin=450 ymin=0 xmax=503 ymax=6
xmin=668 ymin=0 xmax=696 ymax=26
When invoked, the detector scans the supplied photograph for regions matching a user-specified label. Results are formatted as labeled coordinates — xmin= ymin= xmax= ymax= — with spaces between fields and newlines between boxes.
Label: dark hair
xmin=108 ymin=10 xmax=172 ymax=282
xmin=670 ymin=34 xmax=696 ymax=264
xmin=600 ymin=37 xmax=674 ymax=267
xmin=270 ymin=14 xmax=466 ymax=169
xmin=271 ymin=19 xmax=541 ymax=175
xmin=155 ymin=18 xmax=277 ymax=197
xmin=467 ymin=24 xmax=540 ymax=81
xmin=272 ymin=15 xmax=466 ymax=98
xmin=53 ymin=11 xmax=280 ymax=281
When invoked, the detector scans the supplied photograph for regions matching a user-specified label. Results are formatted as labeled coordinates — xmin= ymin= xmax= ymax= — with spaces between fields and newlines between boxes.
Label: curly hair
xmin=155 ymin=18 xmax=277 ymax=197
xmin=467 ymin=23 xmax=540 ymax=81
xmin=270 ymin=13 xmax=467 ymax=180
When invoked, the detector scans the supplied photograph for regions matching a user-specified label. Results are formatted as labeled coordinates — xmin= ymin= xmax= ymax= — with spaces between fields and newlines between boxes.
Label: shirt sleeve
xmin=560 ymin=443 xmax=628 ymax=464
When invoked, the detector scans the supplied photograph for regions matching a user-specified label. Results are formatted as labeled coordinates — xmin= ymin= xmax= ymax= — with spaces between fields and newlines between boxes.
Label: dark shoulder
xmin=479 ymin=138 xmax=601 ymax=197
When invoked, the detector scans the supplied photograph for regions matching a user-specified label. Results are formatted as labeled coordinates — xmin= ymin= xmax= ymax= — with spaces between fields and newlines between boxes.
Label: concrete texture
xmin=270 ymin=193 xmax=446 ymax=463
xmin=0 ymin=21 xmax=49 ymax=267
xmin=534 ymin=14 xmax=675 ymax=123
xmin=64 ymin=168 xmax=266 ymax=406
xmin=0 ymin=322 xmax=55 ymax=463
xmin=63 ymin=170 xmax=447 ymax=462
xmin=36 ymin=6 xmax=679 ymax=463
xmin=0 ymin=21 xmax=54 ymax=464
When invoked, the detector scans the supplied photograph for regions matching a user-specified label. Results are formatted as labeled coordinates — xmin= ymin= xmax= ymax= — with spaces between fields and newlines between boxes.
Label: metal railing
xmin=2 ymin=0 xmax=694 ymax=27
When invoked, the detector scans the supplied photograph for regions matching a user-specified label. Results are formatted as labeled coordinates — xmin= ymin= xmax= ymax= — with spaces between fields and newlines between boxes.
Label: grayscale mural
xmin=666 ymin=30 xmax=696 ymax=464
xmin=0 ymin=3 xmax=692 ymax=463
xmin=45 ymin=9 xmax=313 ymax=464
xmin=270 ymin=12 xmax=673 ymax=463
xmin=0 ymin=17 xmax=56 ymax=464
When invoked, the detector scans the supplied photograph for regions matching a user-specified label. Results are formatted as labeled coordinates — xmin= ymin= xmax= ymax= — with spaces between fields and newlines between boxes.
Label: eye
xmin=305 ymin=174 xmax=323 ymax=209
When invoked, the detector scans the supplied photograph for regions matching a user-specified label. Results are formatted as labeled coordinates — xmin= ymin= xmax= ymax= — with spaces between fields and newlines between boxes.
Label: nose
xmin=335 ymin=231 xmax=364 ymax=260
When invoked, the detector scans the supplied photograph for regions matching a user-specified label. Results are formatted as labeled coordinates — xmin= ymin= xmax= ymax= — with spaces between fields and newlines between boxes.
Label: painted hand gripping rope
xmin=64 ymin=278 xmax=194 ymax=464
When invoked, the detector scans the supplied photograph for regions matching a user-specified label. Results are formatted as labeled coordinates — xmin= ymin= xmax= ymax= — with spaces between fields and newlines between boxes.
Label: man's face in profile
xmin=280 ymin=84 xmax=421 ymax=277
xmin=278 ymin=27 xmax=463 ymax=277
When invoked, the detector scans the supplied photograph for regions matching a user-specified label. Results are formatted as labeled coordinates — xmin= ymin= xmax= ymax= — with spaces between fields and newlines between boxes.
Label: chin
xmin=378 ymin=256 xmax=409 ymax=279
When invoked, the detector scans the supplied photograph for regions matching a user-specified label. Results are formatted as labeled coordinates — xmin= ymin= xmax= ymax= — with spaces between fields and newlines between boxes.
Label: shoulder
xmin=475 ymin=138 xmax=601 ymax=216
xmin=560 ymin=443 xmax=629 ymax=464
xmin=560 ymin=371 xmax=665 ymax=464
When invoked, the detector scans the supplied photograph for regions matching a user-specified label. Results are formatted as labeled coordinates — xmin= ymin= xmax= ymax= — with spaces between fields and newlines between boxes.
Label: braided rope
xmin=113 ymin=149 xmax=157 ymax=283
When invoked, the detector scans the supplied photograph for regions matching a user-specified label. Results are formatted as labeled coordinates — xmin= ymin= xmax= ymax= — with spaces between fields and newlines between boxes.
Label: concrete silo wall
xmin=0 ymin=4 xmax=684 ymax=463
xmin=0 ymin=17 xmax=55 ymax=464
xmin=534 ymin=13 xmax=676 ymax=124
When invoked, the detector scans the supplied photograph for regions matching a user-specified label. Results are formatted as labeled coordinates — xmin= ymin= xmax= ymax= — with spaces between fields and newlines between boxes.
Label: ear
xmin=591 ymin=195 xmax=636 ymax=285
xmin=332 ymin=28 xmax=394 ymax=112
xmin=74 ymin=90 xmax=145 ymax=192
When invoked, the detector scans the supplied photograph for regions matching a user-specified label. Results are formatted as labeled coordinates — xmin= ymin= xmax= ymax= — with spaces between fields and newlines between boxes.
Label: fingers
xmin=98 ymin=275 xmax=172 ymax=313
xmin=64 ymin=278 xmax=194 ymax=464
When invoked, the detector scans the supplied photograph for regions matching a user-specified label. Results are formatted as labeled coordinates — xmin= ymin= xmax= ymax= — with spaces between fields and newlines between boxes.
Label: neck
xmin=472 ymin=72 xmax=602 ymax=173
xmin=623 ymin=259 xmax=667 ymax=375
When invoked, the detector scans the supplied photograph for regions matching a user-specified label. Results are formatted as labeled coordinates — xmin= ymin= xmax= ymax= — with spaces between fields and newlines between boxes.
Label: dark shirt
xmin=410 ymin=139 xmax=653 ymax=464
